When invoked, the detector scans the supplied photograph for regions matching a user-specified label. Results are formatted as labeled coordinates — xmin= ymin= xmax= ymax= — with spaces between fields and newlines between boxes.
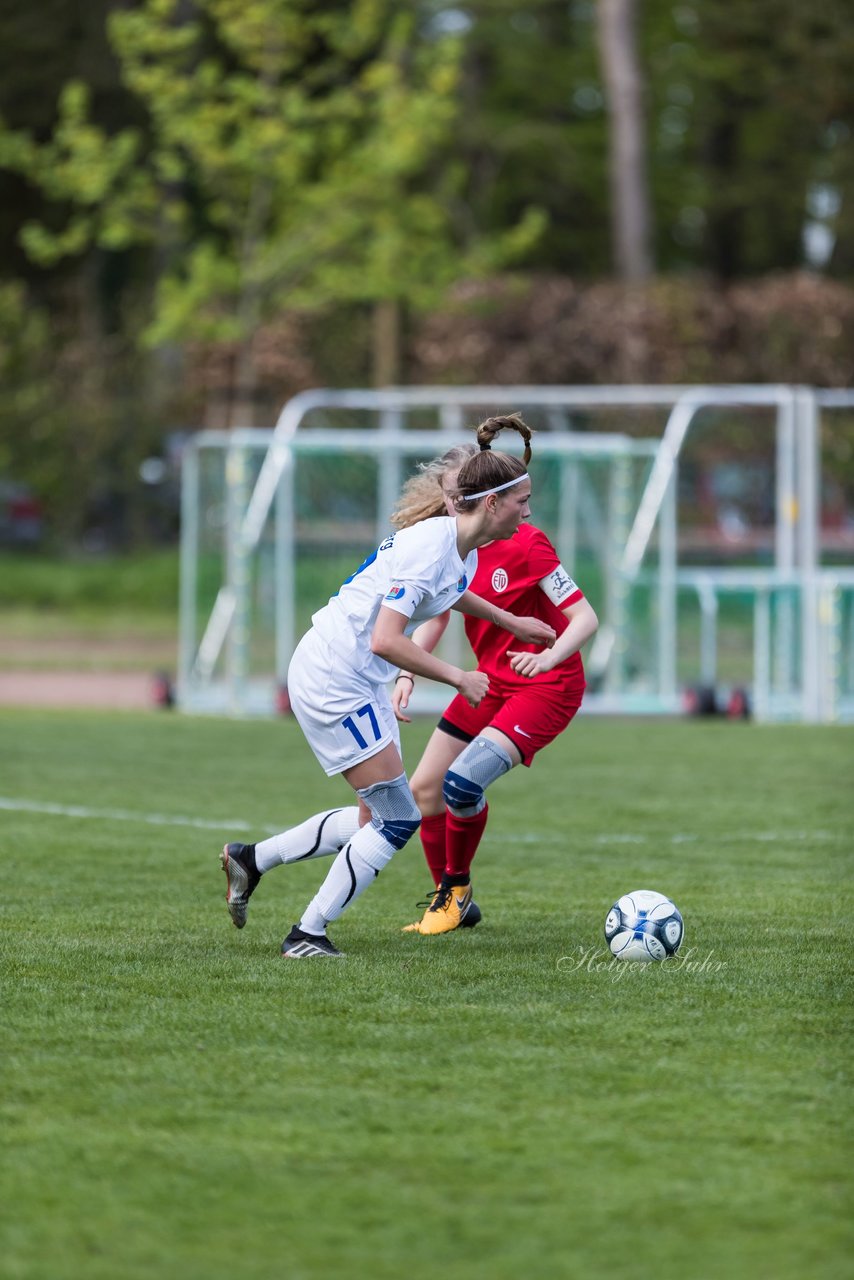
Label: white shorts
xmin=287 ymin=628 xmax=401 ymax=777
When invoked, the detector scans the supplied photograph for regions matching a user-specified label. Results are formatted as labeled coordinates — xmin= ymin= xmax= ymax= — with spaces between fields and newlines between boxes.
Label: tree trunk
xmin=595 ymin=0 xmax=653 ymax=281
xmin=372 ymin=298 xmax=402 ymax=387
xmin=230 ymin=337 xmax=258 ymax=429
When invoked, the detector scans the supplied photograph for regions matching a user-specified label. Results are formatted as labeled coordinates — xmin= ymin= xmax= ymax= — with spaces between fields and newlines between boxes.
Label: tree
xmin=415 ymin=1 xmax=608 ymax=276
xmin=644 ymin=0 xmax=854 ymax=279
xmin=596 ymin=0 xmax=653 ymax=280
xmin=0 ymin=0 xmax=545 ymax=408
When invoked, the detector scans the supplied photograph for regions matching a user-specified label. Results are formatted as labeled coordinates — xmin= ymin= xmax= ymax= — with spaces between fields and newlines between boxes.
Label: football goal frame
xmin=177 ymin=384 xmax=846 ymax=723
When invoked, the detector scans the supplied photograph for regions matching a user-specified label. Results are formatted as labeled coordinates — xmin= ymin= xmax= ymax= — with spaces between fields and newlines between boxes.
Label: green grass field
xmin=2 ymin=710 xmax=852 ymax=1280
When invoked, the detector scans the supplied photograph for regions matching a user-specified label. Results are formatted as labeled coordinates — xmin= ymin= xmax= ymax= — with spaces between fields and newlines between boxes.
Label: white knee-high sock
xmin=254 ymin=807 xmax=360 ymax=873
xmin=298 ymin=822 xmax=396 ymax=935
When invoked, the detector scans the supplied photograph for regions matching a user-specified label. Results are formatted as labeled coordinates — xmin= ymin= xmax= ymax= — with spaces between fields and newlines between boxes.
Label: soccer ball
xmin=604 ymin=889 xmax=684 ymax=962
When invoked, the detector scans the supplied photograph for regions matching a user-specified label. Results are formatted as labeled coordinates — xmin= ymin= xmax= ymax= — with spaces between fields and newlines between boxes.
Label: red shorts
xmin=439 ymin=683 xmax=583 ymax=766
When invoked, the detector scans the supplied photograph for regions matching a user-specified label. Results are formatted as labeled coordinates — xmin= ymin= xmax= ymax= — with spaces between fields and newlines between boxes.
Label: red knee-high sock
xmin=445 ymin=803 xmax=489 ymax=880
xmin=418 ymin=812 xmax=447 ymax=885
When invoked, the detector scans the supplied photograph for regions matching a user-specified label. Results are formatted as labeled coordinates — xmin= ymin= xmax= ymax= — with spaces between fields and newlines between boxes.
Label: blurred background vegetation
xmin=0 ymin=0 xmax=852 ymax=555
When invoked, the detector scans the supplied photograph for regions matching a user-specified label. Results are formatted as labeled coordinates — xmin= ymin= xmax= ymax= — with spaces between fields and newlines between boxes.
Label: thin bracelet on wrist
xmin=394 ymin=674 xmax=415 ymax=684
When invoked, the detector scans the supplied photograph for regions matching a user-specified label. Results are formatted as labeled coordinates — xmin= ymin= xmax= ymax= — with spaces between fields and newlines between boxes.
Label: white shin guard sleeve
xmin=299 ymin=831 xmax=385 ymax=933
xmin=298 ymin=776 xmax=420 ymax=935
xmin=254 ymin=807 xmax=360 ymax=872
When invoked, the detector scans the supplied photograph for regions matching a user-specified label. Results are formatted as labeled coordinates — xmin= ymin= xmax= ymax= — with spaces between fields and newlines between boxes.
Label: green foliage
xmin=8 ymin=81 xmax=153 ymax=265
xmin=1 ymin=711 xmax=852 ymax=1278
xmin=2 ymin=0 xmax=850 ymax=296
xmin=432 ymin=0 xmax=609 ymax=273
xmin=0 ymin=276 xmax=163 ymax=544
xmin=1 ymin=0 xmax=542 ymax=349
xmin=644 ymin=0 xmax=854 ymax=275
xmin=0 ymin=282 xmax=51 ymax=477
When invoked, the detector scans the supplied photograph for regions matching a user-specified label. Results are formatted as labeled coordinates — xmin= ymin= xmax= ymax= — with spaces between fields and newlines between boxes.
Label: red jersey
xmin=466 ymin=523 xmax=586 ymax=695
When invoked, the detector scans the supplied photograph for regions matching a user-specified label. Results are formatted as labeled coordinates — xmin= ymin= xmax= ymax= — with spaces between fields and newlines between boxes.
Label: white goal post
xmin=177 ymin=384 xmax=851 ymax=723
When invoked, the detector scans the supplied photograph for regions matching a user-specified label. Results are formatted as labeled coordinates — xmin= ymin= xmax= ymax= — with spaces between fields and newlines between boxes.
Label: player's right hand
xmin=459 ymin=669 xmax=489 ymax=708
xmin=511 ymin=616 xmax=557 ymax=647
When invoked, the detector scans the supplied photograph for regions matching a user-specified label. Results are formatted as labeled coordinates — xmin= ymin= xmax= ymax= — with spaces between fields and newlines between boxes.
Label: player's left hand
xmin=391 ymin=674 xmax=414 ymax=722
xmin=507 ymin=649 xmax=555 ymax=678
xmin=509 ymin=617 xmax=556 ymax=647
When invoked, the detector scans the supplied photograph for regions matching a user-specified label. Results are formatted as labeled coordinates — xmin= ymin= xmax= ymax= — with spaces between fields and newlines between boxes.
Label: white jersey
xmin=310 ymin=518 xmax=477 ymax=686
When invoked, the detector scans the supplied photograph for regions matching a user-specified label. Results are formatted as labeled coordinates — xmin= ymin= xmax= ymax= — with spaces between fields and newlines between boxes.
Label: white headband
xmin=462 ymin=472 xmax=530 ymax=502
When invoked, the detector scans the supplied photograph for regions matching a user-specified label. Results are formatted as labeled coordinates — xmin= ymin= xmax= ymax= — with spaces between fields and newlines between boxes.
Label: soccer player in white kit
xmin=220 ymin=416 xmax=556 ymax=957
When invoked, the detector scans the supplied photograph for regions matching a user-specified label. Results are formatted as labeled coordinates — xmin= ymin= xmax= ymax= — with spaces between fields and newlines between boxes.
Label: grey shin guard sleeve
xmin=442 ymin=737 xmax=513 ymax=817
xmin=356 ymin=772 xmax=421 ymax=862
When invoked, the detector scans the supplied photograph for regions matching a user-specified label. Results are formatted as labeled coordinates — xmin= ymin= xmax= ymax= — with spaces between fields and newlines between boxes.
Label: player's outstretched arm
xmin=454 ymin=590 xmax=556 ymax=647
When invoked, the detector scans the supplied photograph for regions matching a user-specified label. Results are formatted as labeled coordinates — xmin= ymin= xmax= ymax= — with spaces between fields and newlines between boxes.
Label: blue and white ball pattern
xmin=604 ymin=889 xmax=684 ymax=962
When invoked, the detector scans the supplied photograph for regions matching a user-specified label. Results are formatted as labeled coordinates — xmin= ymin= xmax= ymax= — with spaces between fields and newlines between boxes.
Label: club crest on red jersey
xmin=491 ymin=568 xmax=508 ymax=592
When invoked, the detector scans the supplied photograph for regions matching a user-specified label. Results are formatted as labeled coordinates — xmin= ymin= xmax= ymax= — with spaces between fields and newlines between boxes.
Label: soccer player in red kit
xmin=390 ymin=421 xmax=598 ymax=935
